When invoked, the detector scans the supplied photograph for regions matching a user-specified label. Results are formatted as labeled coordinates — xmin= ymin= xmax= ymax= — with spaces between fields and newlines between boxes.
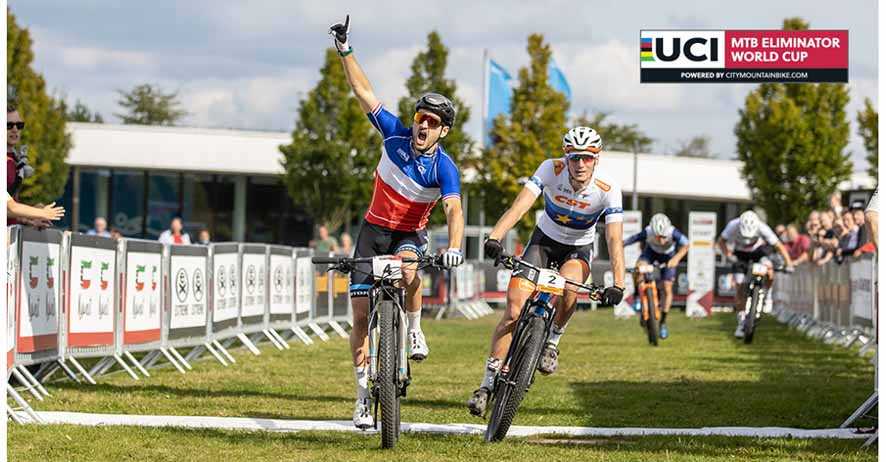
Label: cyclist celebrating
xmin=467 ymin=126 xmax=625 ymax=417
xmin=329 ymin=15 xmax=465 ymax=429
xmin=624 ymin=213 xmax=689 ymax=339
xmin=717 ymin=210 xmax=793 ymax=338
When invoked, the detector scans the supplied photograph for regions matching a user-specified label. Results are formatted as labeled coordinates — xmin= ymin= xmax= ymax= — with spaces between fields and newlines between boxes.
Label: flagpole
xmin=481 ymin=48 xmax=489 ymax=151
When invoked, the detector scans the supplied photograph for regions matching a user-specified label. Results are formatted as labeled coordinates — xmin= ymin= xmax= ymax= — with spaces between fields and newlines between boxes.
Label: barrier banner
xmin=850 ymin=255 xmax=875 ymax=328
xmin=239 ymin=244 xmax=267 ymax=333
xmin=167 ymin=245 xmax=209 ymax=343
xmin=686 ymin=212 xmax=716 ymax=317
xmin=7 ymin=226 xmax=19 ymax=374
xmin=211 ymin=243 xmax=240 ymax=337
xmin=17 ymin=227 xmax=64 ymax=363
xmin=294 ymin=250 xmax=313 ymax=322
xmin=121 ymin=240 xmax=163 ymax=348
xmin=269 ymin=246 xmax=295 ymax=328
xmin=67 ymin=234 xmax=117 ymax=350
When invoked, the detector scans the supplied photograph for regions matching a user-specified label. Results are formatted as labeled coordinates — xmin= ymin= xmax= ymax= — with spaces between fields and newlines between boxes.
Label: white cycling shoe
xmin=353 ymin=398 xmax=374 ymax=430
xmin=408 ymin=330 xmax=429 ymax=361
xmin=734 ymin=312 xmax=746 ymax=338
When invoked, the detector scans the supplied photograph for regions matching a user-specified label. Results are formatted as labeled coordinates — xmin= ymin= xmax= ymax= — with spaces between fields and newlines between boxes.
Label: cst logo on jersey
xmin=554 ymin=195 xmax=592 ymax=209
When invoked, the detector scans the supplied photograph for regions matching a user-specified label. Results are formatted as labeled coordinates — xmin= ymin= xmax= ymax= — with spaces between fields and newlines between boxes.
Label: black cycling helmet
xmin=414 ymin=92 xmax=456 ymax=128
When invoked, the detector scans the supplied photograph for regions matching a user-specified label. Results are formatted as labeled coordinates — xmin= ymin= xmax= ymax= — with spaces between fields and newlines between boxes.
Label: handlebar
xmin=311 ymin=254 xmax=444 ymax=272
xmin=495 ymin=253 xmax=604 ymax=296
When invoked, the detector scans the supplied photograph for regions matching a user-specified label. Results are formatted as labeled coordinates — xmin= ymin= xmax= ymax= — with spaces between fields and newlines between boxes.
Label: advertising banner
xmin=269 ymin=250 xmax=294 ymax=315
xmin=212 ymin=249 xmax=240 ymax=324
xmin=849 ymin=255 xmax=875 ymax=328
xmin=7 ymin=227 xmax=19 ymax=369
xmin=169 ymin=254 xmax=208 ymax=330
xmin=18 ymin=229 xmax=62 ymax=352
xmin=641 ymin=29 xmax=848 ymax=83
xmin=123 ymin=241 xmax=163 ymax=345
xmin=67 ymin=235 xmax=117 ymax=347
xmin=686 ymin=212 xmax=717 ymax=317
xmin=295 ymin=256 xmax=313 ymax=316
xmin=240 ymin=250 xmax=267 ymax=319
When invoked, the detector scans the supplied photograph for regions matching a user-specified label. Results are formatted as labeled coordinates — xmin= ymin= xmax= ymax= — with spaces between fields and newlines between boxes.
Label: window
xmin=109 ymin=170 xmax=146 ymax=238
xmin=246 ymin=176 xmax=312 ymax=246
xmin=147 ymin=172 xmax=181 ymax=239
xmin=182 ymin=174 xmax=235 ymax=242
xmin=76 ymin=169 xmax=110 ymax=234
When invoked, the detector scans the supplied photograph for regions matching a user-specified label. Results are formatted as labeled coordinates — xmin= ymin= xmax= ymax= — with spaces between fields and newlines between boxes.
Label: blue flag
xmin=548 ymin=59 xmax=572 ymax=102
xmin=485 ymin=58 xmax=513 ymax=146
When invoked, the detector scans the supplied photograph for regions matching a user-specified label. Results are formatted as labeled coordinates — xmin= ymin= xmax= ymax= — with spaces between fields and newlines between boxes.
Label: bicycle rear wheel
xmin=645 ymin=287 xmax=659 ymax=346
xmin=377 ymin=300 xmax=400 ymax=448
xmin=485 ymin=315 xmax=546 ymax=442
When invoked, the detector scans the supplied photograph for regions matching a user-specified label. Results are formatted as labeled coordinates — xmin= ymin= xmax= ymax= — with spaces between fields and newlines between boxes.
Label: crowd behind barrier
xmin=4 ymin=226 xmax=494 ymax=422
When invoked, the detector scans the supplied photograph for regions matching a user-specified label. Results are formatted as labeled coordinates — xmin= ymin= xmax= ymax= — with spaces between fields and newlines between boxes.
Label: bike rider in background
xmin=467 ymin=127 xmax=626 ymax=417
xmin=716 ymin=211 xmax=793 ymax=338
xmin=623 ymin=213 xmax=689 ymax=339
xmin=329 ymin=15 xmax=465 ymax=429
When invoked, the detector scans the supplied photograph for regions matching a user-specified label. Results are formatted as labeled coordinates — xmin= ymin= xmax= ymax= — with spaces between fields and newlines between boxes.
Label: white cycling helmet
xmin=738 ymin=210 xmax=760 ymax=245
xmin=563 ymin=126 xmax=603 ymax=154
xmin=650 ymin=213 xmax=673 ymax=237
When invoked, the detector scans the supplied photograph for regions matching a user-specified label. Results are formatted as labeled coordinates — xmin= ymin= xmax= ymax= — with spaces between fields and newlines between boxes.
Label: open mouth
xmin=417 ymin=129 xmax=429 ymax=143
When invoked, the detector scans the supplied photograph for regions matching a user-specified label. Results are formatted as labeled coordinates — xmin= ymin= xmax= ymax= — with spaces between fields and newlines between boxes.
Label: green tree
xmin=734 ymin=18 xmax=852 ymax=225
xmin=115 ymin=83 xmax=187 ymax=125
xmin=7 ymin=9 xmax=72 ymax=205
xmin=672 ymin=135 xmax=715 ymax=158
xmin=857 ymin=98 xmax=877 ymax=179
xmin=63 ymin=99 xmax=104 ymax=123
xmin=397 ymin=31 xmax=474 ymax=227
xmin=279 ymin=49 xmax=379 ymax=233
xmin=573 ymin=112 xmax=653 ymax=152
xmin=476 ymin=34 xmax=569 ymax=238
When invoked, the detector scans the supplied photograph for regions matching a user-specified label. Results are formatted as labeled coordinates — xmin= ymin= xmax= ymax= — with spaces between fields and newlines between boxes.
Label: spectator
xmin=310 ymin=225 xmax=338 ymax=254
xmin=784 ymin=224 xmax=810 ymax=265
xmin=340 ymin=232 xmax=353 ymax=256
xmin=87 ymin=217 xmax=112 ymax=237
xmin=775 ymin=224 xmax=787 ymax=243
xmin=7 ymin=101 xmax=42 ymax=227
xmin=851 ymin=202 xmax=875 ymax=257
xmin=197 ymin=229 xmax=211 ymax=245
xmin=158 ymin=216 xmax=191 ymax=245
xmin=835 ymin=210 xmax=859 ymax=262
xmin=110 ymin=228 xmax=123 ymax=240
xmin=813 ymin=212 xmax=838 ymax=265
xmin=5 ymin=193 xmax=64 ymax=222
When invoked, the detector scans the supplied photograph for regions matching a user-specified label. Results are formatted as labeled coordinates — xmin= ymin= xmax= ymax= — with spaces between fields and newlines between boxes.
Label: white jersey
xmin=525 ymin=158 xmax=624 ymax=246
xmin=719 ymin=217 xmax=779 ymax=252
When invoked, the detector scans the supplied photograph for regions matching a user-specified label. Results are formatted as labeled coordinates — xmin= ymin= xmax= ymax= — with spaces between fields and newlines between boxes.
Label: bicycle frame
xmin=496 ymin=291 xmax=558 ymax=380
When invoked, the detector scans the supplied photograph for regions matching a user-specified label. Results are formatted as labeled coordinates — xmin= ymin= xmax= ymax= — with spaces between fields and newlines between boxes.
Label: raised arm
xmin=329 ymin=15 xmax=380 ymax=113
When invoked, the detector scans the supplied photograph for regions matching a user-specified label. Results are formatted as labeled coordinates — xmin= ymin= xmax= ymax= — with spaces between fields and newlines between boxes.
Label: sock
xmin=547 ymin=324 xmax=567 ymax=347
xmin=661 ymin=311 xmax=668 ymax=324
xmin=406 ymin=310 xmax=421 ymax=332
xmin=354 ymin=366 xmax=369 ymax=400
xmin=480 ymin=357 xmax=502 ymax=390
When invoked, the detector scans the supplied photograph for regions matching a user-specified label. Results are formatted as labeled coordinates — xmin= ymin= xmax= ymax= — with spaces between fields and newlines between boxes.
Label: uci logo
xmin=640 ymin=31 xmax=725 ymax=68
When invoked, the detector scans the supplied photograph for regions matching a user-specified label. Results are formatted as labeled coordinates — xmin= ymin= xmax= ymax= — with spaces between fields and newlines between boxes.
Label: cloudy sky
xmin=10 ymin=0 xmax=878 ymax=170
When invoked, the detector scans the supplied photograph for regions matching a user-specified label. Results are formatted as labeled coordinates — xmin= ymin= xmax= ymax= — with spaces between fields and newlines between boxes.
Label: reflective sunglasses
xmin=566 ymin=152 xmax=599 ymax=162
xmin=7 ymin=122 xmax=25 ymax=130
xmin=413 ymin=112 xmax=442 ymax=129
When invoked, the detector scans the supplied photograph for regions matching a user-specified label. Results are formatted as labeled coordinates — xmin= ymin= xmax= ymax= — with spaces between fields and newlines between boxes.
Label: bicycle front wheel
xmin=485 ymin=315 xmax=546 ymax=442
xmin=743 ymin=286 xmax=761 ymax=344
xmin=645 ymin=287 xmax=659 ymax=346
xmin=377 ymin=299 xmax=400 ymax=448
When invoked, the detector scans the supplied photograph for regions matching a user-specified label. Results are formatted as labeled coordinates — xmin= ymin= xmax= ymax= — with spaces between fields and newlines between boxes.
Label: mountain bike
xmin=627 ymin=261 xmax=667 ymax=346
xmin=733 ymin=260 xmax=792 ymax=344
xmin=312 ymin=254 xmax=442 ymax=449
xmin=482 ymin=253 xmax=603 ymax=442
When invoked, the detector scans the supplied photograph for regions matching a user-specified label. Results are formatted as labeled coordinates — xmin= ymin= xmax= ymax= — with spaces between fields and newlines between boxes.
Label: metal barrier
xmin=4 ymin=226 xmax=502 ymax=423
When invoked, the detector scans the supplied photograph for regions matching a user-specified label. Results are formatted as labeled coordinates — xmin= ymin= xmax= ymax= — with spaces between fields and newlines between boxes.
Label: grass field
xmin=9 ymin=310 xmax=877 ymax=461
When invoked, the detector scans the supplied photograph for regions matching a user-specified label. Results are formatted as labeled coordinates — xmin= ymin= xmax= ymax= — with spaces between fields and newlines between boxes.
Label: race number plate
xmin=372 ymin=256 xmax=402 ymax=281
xmin=536 ymin=269 xmax=566 ymax=295
xmin=639 ymin=264 xmax=655 ymax=274
xmin=751 ymin=263 xmax=769 ymax=277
